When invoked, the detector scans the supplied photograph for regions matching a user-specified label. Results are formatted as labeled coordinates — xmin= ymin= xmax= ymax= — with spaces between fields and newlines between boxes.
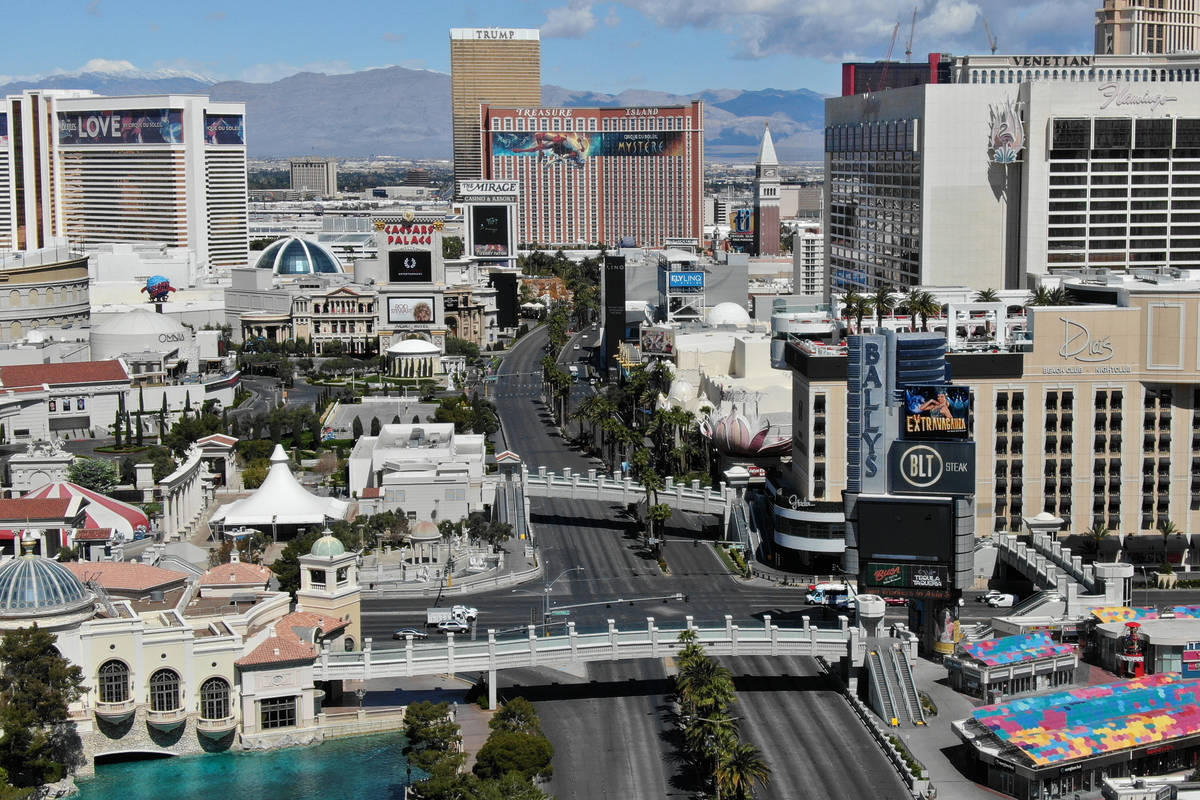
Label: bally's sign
xmin=887 ymin=441 xmax=975 ymax=496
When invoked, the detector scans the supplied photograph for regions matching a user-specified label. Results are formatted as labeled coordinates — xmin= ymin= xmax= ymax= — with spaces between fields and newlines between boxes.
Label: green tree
xmin=472 ymin=730 xmax=554 ymax=781
xmin=403 ymin=701 xmax=465 ymax=775
xmin=67 ymin=459 xmax=118 ymax=495
xmin=442 ymin=236 xmax=465 ymax=259
xmin=488 ymin=697 xmax=542 ymax=735
xmin=902 ymin=290 xmax=941 ymax=333
xmin=870 ymin=286 xmax=896 ymax=328
xmin=241 ymin=459 xmax=270 ymax=489
xmin=0 ymin=627 xmax=85 ymax=787
xmin=352 ymin=416 xmax=364 ymax=439
xmin=839 ymin=290 xmax=872 ymax=334
xmin=370 ymin=416 xmax=381 ymax=436
xmin=162 ymin=409 xmax=223 ymax=457
xmin=716 ymin=741 xmax=772 ymax=800
xmin=445 ymin=336 xmax=481 ymax=360
xmin=112 ymin=409 xmax=123 ymax=448
xmin=974 ymin=288 xmax=1001 ymax=303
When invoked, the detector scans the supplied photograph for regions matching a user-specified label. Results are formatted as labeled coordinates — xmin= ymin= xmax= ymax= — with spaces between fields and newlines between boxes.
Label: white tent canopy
xmin=210 ymin=445 xmax=348 ymax=527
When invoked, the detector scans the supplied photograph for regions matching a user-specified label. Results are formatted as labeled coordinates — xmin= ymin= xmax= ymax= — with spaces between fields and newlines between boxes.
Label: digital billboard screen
xmin=58 ymin=109 xmax=183 ymax=145
xmin=388 ymin=251 xmax=433 ymax=283
xmin=729 ymin=207 xmax=755 ymax=241
xmin=490 ymin=130 xmax=685 ymax=167
xmin=639 ymin=326 xmax=675 ymax=356
xmin=864 ymin=563 xmax=951 ymax=592
xmin=490 ymin=272 xmax=519 ymax=329
xmin=856 ymin=497 xmax=953 ymax=565
xmin=204 ymin=114 xmax=244 ymax=145
xmin=472 ymin=205 xmax=510 ymax=257
xmin=902 ymin=385 xmax=970 ymax=439
xmin=387 ymin=297 xmax=435 ymax=324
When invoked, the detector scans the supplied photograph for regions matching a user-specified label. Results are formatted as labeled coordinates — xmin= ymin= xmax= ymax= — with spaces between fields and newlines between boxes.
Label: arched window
xmin=343 ymin=636 xmax=355 ymax=652
xmin=98 ymin=660 xmax=129 ymax=703
xmin=199 ymin=677 xmax=231 ymax=720
xmin=149 ymin=668 xmax=180 ymax=711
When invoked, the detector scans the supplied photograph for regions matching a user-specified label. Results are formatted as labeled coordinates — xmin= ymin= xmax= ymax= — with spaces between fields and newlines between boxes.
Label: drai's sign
xmin=1099 ymin=82 xmax=1177 ymax=113
xmin=848 ymin=335 xmax=887 ymax=492
xmin=1009 ymin=55 xmax=1092 ymax=68
xmin=1043 ymin=316 xmax=1133 ymax=373
xmin=887 ymin=441 xmax=976 ymax=496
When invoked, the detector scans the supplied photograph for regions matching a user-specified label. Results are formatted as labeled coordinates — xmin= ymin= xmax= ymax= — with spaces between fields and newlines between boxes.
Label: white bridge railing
xmin=521 ymin=465 xmax=733 ymax=517
xmin=315 ymin=614 xmax=862 ymax=682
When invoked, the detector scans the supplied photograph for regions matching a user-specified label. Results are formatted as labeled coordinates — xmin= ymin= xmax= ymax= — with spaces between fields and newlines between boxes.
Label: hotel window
xmin=149 ymin=669 xmax=181 ymax=712
xmin=200 ymin=677 xmax=231 ymax=721
xmin=260 ymin=696 xmax=297 ymax=729
xmin=98 ymin=660 xmax=130 ymax=704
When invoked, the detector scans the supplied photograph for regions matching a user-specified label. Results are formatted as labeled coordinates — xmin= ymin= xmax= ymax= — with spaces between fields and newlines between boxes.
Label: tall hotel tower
xmin=449 ymin=28 xmax=541 ymax=194
xmin=1096 ymin=0 xmax=1200 ymax=55
xmin=0 ymin=90 xmax=248 ymax=270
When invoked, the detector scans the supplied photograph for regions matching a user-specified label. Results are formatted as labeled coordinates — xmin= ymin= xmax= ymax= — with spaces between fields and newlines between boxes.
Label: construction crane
xmin=983 ymin=16 xmax=998 ymax=55
xmin=876 ymin=22 xmax=902 ymax=93
xmin=905 ymin=6 xmax=918 ymax=62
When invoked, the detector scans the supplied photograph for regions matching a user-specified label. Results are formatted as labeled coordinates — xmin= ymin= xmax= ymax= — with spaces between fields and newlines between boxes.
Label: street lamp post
xmin=513 ymin=565 xmax=584 ymax=635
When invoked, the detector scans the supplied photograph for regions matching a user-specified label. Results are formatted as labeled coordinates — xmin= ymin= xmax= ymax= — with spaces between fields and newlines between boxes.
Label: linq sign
xmin=383 ymin=223 xmax=435 ymax=246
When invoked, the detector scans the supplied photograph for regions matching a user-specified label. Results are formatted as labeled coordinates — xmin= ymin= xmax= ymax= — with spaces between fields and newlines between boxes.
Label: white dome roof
xmin=706 ymin=302 xmax=752 ymax=326
xmin=24 ymin=330 xmax=46 ymax=344
xmin=388 ymin=338 xmax=440 ymax=355
xmin=91 ymin=310 xmax=191 ymax=360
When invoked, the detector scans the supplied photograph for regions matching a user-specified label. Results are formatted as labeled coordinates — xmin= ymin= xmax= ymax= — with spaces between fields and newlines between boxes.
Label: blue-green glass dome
xmin=0 ymin=556 xmax=93 ymax=617
xmin=253 ymin=237 xmax=343 ymax=276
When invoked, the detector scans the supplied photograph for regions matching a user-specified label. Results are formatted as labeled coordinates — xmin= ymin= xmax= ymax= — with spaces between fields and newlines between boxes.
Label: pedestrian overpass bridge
xmin=317 ymin=615 xmax=863 ymax=708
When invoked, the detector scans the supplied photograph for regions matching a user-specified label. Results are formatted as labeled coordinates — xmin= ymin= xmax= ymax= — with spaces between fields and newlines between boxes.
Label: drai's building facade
xmin=826 ymin=52 xmax=1200 ymax=295
xmin=0 ymin=91 xmax=248 ymax=270
xmin=781 ymin=273 xmax=1200 ymax=575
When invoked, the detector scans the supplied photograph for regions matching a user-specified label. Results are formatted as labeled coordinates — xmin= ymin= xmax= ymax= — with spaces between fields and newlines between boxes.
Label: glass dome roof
xmin=0 ymin=556 xmax=93 ymax=618
xmin=253 ymin=237 xmax=343 ymax=276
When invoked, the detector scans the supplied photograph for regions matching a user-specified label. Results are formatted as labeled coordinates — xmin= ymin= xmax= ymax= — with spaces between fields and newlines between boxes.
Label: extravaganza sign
xmin=491 ymin=131 xmax=684 ymax=167
xmin=667 ymin=271 xmax=704 ymax=288
xmin=470 ymin=205 xmax=510 ymax=257
xmin=204 ymin=114 xmax=244 ymax=145
xmin=902 ymin=385 xmax=970 ymax=439
xmin=887 ymin=441 xmax=976 ymax=496
xmin=58 ymin=109 xmax=183 ymax=145
xmin=388 ymin=251 xmax=433 ymax=283
xmin=387 ymin=296 xmax=435 ymax=324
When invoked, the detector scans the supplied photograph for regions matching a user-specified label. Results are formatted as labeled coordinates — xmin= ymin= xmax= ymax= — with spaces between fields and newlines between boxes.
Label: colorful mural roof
xmin=973 ymin=673 xmax=1200 ymax=766
xmin=960 ymin=632 xmax=1075 ymax=667
xmin=1091 ymin=606 xmax=1200 ymax=624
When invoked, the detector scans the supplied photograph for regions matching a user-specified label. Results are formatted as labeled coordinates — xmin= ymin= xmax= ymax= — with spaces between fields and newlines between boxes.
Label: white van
xmin=806 ymin=583 xmax=849 ymax=605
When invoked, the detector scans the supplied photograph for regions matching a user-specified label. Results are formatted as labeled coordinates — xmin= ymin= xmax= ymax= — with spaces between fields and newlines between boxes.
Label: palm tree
xmin=870 ymin=286 xmax=897 ymax=328
xmin=1158 ymin=518 xmax=1180 ymax=567
xmin=1027 ymin=286 xmax=1055 ymax=306
xmin=1084 ymin=521 xmax=1111 ymax=561
xmin=975 ymin=288 xmax=1000 ymax=303
xmin=716 ymin=741 xmax=772 ymax=800
xmin=904 ymin=291 xmax=940 ymax=333
xmin=675 ymin=656 xmax=735 ymax=718
xmin=840 ymin=290 xmax=872 ymax=334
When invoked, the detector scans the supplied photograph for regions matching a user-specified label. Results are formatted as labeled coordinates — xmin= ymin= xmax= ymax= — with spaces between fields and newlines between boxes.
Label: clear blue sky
xmin=3 ymin=0 xmax=1096 ymax=95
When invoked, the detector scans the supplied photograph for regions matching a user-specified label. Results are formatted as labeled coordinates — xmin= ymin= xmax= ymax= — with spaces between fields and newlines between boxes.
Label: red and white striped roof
xmin=24 ymin=482 xmax=150 ymax=540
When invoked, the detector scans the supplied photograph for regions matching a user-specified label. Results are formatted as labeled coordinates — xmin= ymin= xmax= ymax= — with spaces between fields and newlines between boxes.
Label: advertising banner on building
xmin=729 ymin=207 xmax=755 ymax=243
xmin=471 ymin=205 xmax=510 ymax=257
xmin=667 ymin=271 xmax=704 ymax=289
xmin=490 ymin=131 xmax=684 ymax=166
xmin=865 ymin=563 xmax=951 ymax=591
xmin=458 ymin=181 xmax=519 ymax=202
xmin=847 ymin=335 xmax=888 ymax=494
xmin=887 ymin=440 xmax=976 ymax=496
xmin=639 ymin=326 xmax=675 ymax=356
xmin=204 ymin=114 xmax=244 ymax=145
xmin=0 ymin=113 xmax=7 ymax=148
xmin=1185 ymin=643 xmax=1200 ymax=677
xmin=58 ymin=109 xmax=183 ymax=145
xmin=388 ymin=251 xmax=433 ymax=283
xmin=387 ymin=297 xmax=435 ymax=324
xmin=902 ymin=385 xmax=970 ymax=439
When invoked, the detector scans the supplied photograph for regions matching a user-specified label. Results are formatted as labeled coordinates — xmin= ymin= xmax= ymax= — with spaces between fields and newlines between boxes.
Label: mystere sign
xmin=887 ymin=441 xmax=976 ymax=496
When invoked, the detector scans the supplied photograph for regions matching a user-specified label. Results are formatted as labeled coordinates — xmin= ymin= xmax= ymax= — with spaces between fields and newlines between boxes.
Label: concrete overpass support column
xmin=527 ymin=625 xmax=537 ymax=667
xmin=731 ymin=623 xmax=740 ymax=656
xmin=763 ymin=615 xmax=777 ymax=656
xmin=488 ymin=669 xmax=497 ymax=711
xmin=406 ymin=636 xmax=414 ymax=677
xmin=363 ymin=638 xmax=373 ymax=680
xmin=801 ymin=615 xmax=810 ymax=632
xmin=567 ymin=623 xmax=577 ymax=661
xmin=685 ymin=615 xmax=695 ymax=632
xmin=724 ymin=615 xmax=733 ymax=641
xmin=446 ymin=633 xmax=455 ymax=674
xmin=647 ymin=618 xmax=658 ymax=657
xmin=608 ymin=619 xmax=618 ymax=660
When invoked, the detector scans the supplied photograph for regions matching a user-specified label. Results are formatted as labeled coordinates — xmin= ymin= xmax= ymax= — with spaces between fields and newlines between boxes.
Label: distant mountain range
xmin=0 ymin=67 xmax=827 ymax=162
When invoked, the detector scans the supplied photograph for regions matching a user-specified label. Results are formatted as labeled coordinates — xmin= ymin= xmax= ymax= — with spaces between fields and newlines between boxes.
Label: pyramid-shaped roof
xmin=757 ymin=123 xmax=778 ymax=166
xmin=211 ymin=445 xmax=348 ymax=527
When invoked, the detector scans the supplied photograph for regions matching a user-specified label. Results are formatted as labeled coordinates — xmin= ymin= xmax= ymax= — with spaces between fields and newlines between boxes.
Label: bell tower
xmin=754 ymin=123 xmax=781 ymax=256
xmin=296 ymin=532 xmax=362 ymax=648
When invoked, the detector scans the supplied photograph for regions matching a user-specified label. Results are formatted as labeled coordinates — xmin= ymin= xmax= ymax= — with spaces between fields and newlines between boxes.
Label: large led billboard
xmin=887 ymin=441 xmax=976 ymax=496
xmin=902 ymin=385 xmax=970 ymax=439
xmin=387 ymin=297 xmax=435 ymax=324
xmin=639 ymin=326 xmax=675 ymax=356
xmin=388 ymin=251 xmax=433 ymax=283
xmin=490 ymin=131 xmax=685 ymax=167
xmin=471 ymin=205 xmax=510 ymax=257
xmin=667 ymin=271 xmax=704 ymax=288
xmin=856 ymin=497 xmax=954 ymax=565
xmin=204 ymin=114 xmax=244 ymax=145
xmin=58 ymin=109 xmax=183 ymax=145
xmin=729 ymin=207 xmax=755 ymax=242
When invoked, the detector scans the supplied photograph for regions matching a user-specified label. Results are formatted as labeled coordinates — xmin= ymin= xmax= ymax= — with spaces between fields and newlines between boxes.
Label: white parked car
xmin=986 ymin=593 xmax=1017 ymax=608
xmin=451 ymin=605 xmax=478 ymax=621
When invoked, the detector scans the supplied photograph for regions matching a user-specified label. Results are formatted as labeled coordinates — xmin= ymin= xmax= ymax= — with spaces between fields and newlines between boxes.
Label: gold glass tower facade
xmin=449 ymin=28 xmax=541 ymax=195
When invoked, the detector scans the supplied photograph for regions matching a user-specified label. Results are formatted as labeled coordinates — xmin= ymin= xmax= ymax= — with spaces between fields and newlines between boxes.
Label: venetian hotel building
xmin=480 ymin=102 xmax=704 ymax=249
xmin=785 ymin=272 xmax=1200 ymax=553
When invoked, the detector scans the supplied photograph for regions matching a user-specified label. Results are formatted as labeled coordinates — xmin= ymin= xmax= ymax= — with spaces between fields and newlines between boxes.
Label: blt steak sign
xmin=887 ymin=441 xmax=975 ymax=496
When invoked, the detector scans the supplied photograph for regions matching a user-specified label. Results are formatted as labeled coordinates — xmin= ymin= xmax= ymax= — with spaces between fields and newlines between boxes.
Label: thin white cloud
xmin=542 ymin=1 xmax=598 ymax=39
xmin=205 ymin=11 xmax=227 ymax=22
xmin=611 ymin=0 xmax=1094 ymax=60
xmin=383 ymin=32 xmax=405 ymax=43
